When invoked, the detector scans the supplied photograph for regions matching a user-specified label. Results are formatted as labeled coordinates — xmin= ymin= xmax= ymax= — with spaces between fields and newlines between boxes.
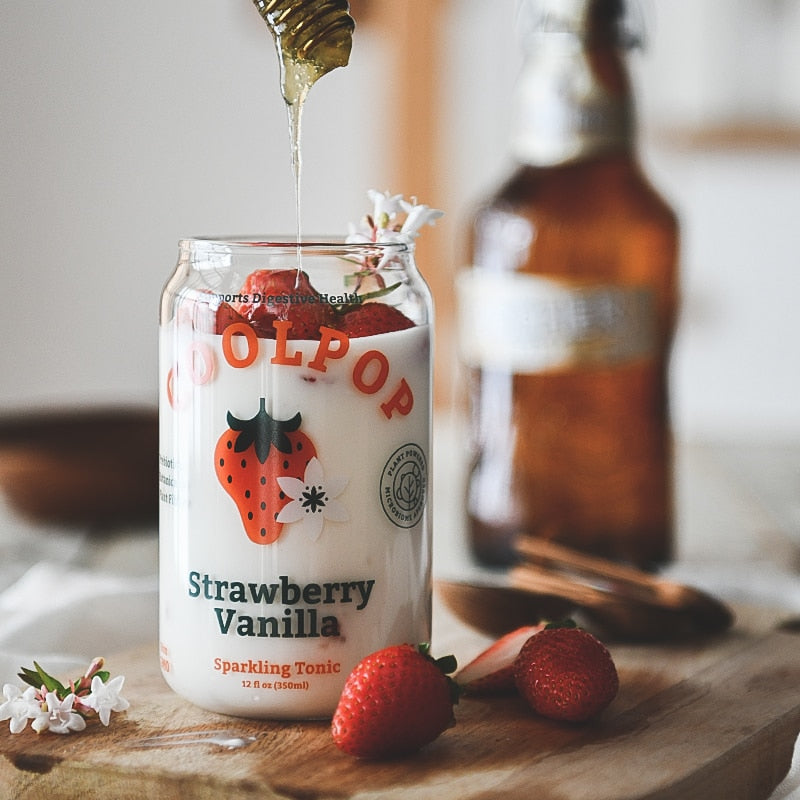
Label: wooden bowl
xmin=0 ymin=407 xmax=158 ymax=528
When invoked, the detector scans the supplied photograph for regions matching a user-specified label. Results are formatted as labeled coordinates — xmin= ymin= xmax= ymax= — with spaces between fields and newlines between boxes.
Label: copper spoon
xmin=437 ymin=539 xmax=733 ymax=641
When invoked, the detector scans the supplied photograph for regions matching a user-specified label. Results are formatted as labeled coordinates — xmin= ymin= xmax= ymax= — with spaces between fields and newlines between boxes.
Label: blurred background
xmin=1 ymin=0 xmax=798 ymax=441
xmin=1 ymin=9 xmax=800 ymax=791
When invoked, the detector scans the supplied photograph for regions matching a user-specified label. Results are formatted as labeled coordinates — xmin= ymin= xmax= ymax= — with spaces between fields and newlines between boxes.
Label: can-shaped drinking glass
xmin=158 ymin=238 xmax=433 ymax=719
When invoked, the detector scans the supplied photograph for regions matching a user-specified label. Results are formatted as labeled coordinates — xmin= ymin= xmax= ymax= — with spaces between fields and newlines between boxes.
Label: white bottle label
xmin=456 ymin=270 xmax=655 ymax=373
xmin=159 ymin=316 xmax=431 ymax=719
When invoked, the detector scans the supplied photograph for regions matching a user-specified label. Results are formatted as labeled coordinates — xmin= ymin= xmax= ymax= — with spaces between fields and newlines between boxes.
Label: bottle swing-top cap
xmin=516 ymin=0 xmax=643 ymax=49
xmin=510 ymin=0 xmax=642 ymax=166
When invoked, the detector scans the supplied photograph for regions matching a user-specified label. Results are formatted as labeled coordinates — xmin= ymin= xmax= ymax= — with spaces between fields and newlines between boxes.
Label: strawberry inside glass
xmin=215 ymin=268 xmax=415 ymax=340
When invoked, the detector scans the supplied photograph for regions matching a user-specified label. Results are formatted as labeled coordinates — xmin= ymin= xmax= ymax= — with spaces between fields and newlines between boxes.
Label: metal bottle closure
xmin=511 ymin=0 xmax=636 ymax=166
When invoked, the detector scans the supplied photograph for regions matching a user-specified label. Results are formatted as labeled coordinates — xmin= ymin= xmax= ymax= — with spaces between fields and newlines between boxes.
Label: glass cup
xmin=158 ymin=238 xmax=433 ymax=719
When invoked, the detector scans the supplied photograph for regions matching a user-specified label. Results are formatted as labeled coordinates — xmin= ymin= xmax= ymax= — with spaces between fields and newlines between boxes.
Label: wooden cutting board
xmin=2 ymin=619 xmax=800 ymax=799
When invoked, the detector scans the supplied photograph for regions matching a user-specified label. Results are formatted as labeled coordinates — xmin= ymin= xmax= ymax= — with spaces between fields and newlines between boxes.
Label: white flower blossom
xmin=33 ymin=692 xmax=86 ymax=735
xmin=0 ymin=684 xmax=39 ymax=734
xmin=346 ymin=190 xmax=443 ymax=248
xmin=375 ymin=228 xmax=407 ymax=245
xmin=399 ymin=200 xmax=444 ymax=239
xmin=82 ymin=675 xmax=130 ymax=726
xmin=3 ymin=658 xmax=128 ymax=735
xmin=276 ymin=457 xmax=348 ymax=541
xmin=368 ymin=189 xmax=405 ymax=228
xmin=346 ymin=219 xmax=373 ymax=244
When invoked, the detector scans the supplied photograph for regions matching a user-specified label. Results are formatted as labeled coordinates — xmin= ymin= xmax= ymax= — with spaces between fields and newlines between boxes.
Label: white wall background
xmin=0 ymin=2 xmax=387 ymax=410
xmin=1 ymin=1 xmax=798 ymax=441
xmin=633 ymin=0 xmax=800 ymax=440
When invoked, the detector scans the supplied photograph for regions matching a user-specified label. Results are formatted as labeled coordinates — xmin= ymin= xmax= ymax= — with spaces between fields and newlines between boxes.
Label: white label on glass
xmin=456 ymin=270 xmax=655 ymax=373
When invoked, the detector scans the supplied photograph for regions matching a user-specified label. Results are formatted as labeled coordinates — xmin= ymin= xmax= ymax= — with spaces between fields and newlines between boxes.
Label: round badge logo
xmin=379 ymin=443 xmax=427 ymax=529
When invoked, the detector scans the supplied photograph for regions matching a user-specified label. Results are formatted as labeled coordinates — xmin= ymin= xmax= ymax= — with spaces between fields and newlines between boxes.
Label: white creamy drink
xmin=159 ymin=240 xmax=433 ymax=719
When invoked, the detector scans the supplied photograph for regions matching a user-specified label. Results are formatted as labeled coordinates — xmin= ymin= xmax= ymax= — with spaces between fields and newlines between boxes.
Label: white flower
xmin=375 ymin=228 xmax=407 ymax=245
xmin=276 ymin=457 xmax=348 ymax=541
xmin=399 ymin=200 xmax=444 ymax=239
xmin=0 ymin=684 xmax=39 ymax=734
xmin=368 ymin=189 xmax=405 ymax=227
xmin=346 ymin=219 xmax=373 ymax=244
xmin=346 ymin=190 xmax=444 ymax=249
xmin=32 ymin=692 xmax=86 ymax=735
xmin=82 ymin=675 xmax=130 ymax=726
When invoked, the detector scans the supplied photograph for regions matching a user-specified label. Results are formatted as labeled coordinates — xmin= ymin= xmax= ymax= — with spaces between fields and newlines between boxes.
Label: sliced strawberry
xmin=336 ymin=302 xmax=415 ymax=338
xmin=455 ymin=625 xmax=544 ymax=695
xmin=236 ymin=268 xmax=335 ymax=340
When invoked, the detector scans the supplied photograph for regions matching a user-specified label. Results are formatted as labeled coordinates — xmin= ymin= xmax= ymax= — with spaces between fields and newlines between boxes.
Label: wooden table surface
xmin=2 ymin=603 xmax=800 ymax=800
xmin=1 ymin=427 xmax=799 ymax=798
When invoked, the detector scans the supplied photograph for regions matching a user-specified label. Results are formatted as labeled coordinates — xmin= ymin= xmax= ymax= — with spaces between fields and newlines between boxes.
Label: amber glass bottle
xmin=457 ymin=0 xmax=678 ymax=568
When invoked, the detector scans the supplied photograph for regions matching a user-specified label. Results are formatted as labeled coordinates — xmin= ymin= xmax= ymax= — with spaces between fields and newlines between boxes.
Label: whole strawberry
xmin=237 ymin=268 xmax=335 ymax=339
xmin=513 ymin=622 xmax=618 ymax=722
xmin=336 ymin=302 xmax=415 ymax=338
xmin=331 ymin=644 xmax=458 ymax=759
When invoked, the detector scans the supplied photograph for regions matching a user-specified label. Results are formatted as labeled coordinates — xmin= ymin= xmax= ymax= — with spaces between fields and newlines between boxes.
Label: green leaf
xmin=17 ymin=666 xmax=43 ymax=690
xmin=356 ymin=282 xmax=403 ymax=303
xmin=434 ymin=655 xmax=458 ymax=676
xmin=31 ymin=662 xmax=67 ymax=695
xmin=447 ymin=675 xmax=462 ymax=707
xmin=545 ymin=618 xmax=578 ymax=631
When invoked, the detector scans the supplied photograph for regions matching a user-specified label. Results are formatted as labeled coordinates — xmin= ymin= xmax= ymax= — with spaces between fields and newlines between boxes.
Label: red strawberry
xmin=331 ymin=644 xmax=458 ymax=759
xmin=236 ymin=269 xmax=335 ymax=339
xmin=336 ymin=302 xmax=415 ymax=338
xmin=215 ymin=301 xmax=248 ymax=334
xmin=214 ymin=398 xmax=317 ymax=544
xmin=513 ymin=622 xmax=619 ymax=722
xmin=455 ymin=625 xmax=544 ymax=695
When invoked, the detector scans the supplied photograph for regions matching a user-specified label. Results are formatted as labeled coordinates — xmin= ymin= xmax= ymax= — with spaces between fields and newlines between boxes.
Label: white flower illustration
xmin=276 ymin=457 xmax=348 ymax=541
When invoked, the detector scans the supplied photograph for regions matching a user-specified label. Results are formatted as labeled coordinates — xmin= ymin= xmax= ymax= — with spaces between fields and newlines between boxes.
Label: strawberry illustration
xmin=331 ymin=643 xmax=459 ymax=759
xmin=336 ymin=302 xmax=415 ymax=338
xmin=214 ymin=398 xmax=317 ymax=544
xmin=513 ymin=621 xmax=618 ymax=722
xmin=455 ymin=625 xmax=544 ymax=695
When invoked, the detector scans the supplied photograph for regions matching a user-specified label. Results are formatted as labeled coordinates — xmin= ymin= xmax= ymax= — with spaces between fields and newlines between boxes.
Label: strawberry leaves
xmin=331 ymin=643 xmax=459 ymax=759
xmin=418 ymin=643 xmax=461 ymax=707
xmin=226 ymin=398 xmax=302 ymax=464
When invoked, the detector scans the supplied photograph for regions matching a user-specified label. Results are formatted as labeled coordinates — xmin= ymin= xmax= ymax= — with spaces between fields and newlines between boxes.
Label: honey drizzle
xmin=252 ymin=0 xmax=355 ymax=252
